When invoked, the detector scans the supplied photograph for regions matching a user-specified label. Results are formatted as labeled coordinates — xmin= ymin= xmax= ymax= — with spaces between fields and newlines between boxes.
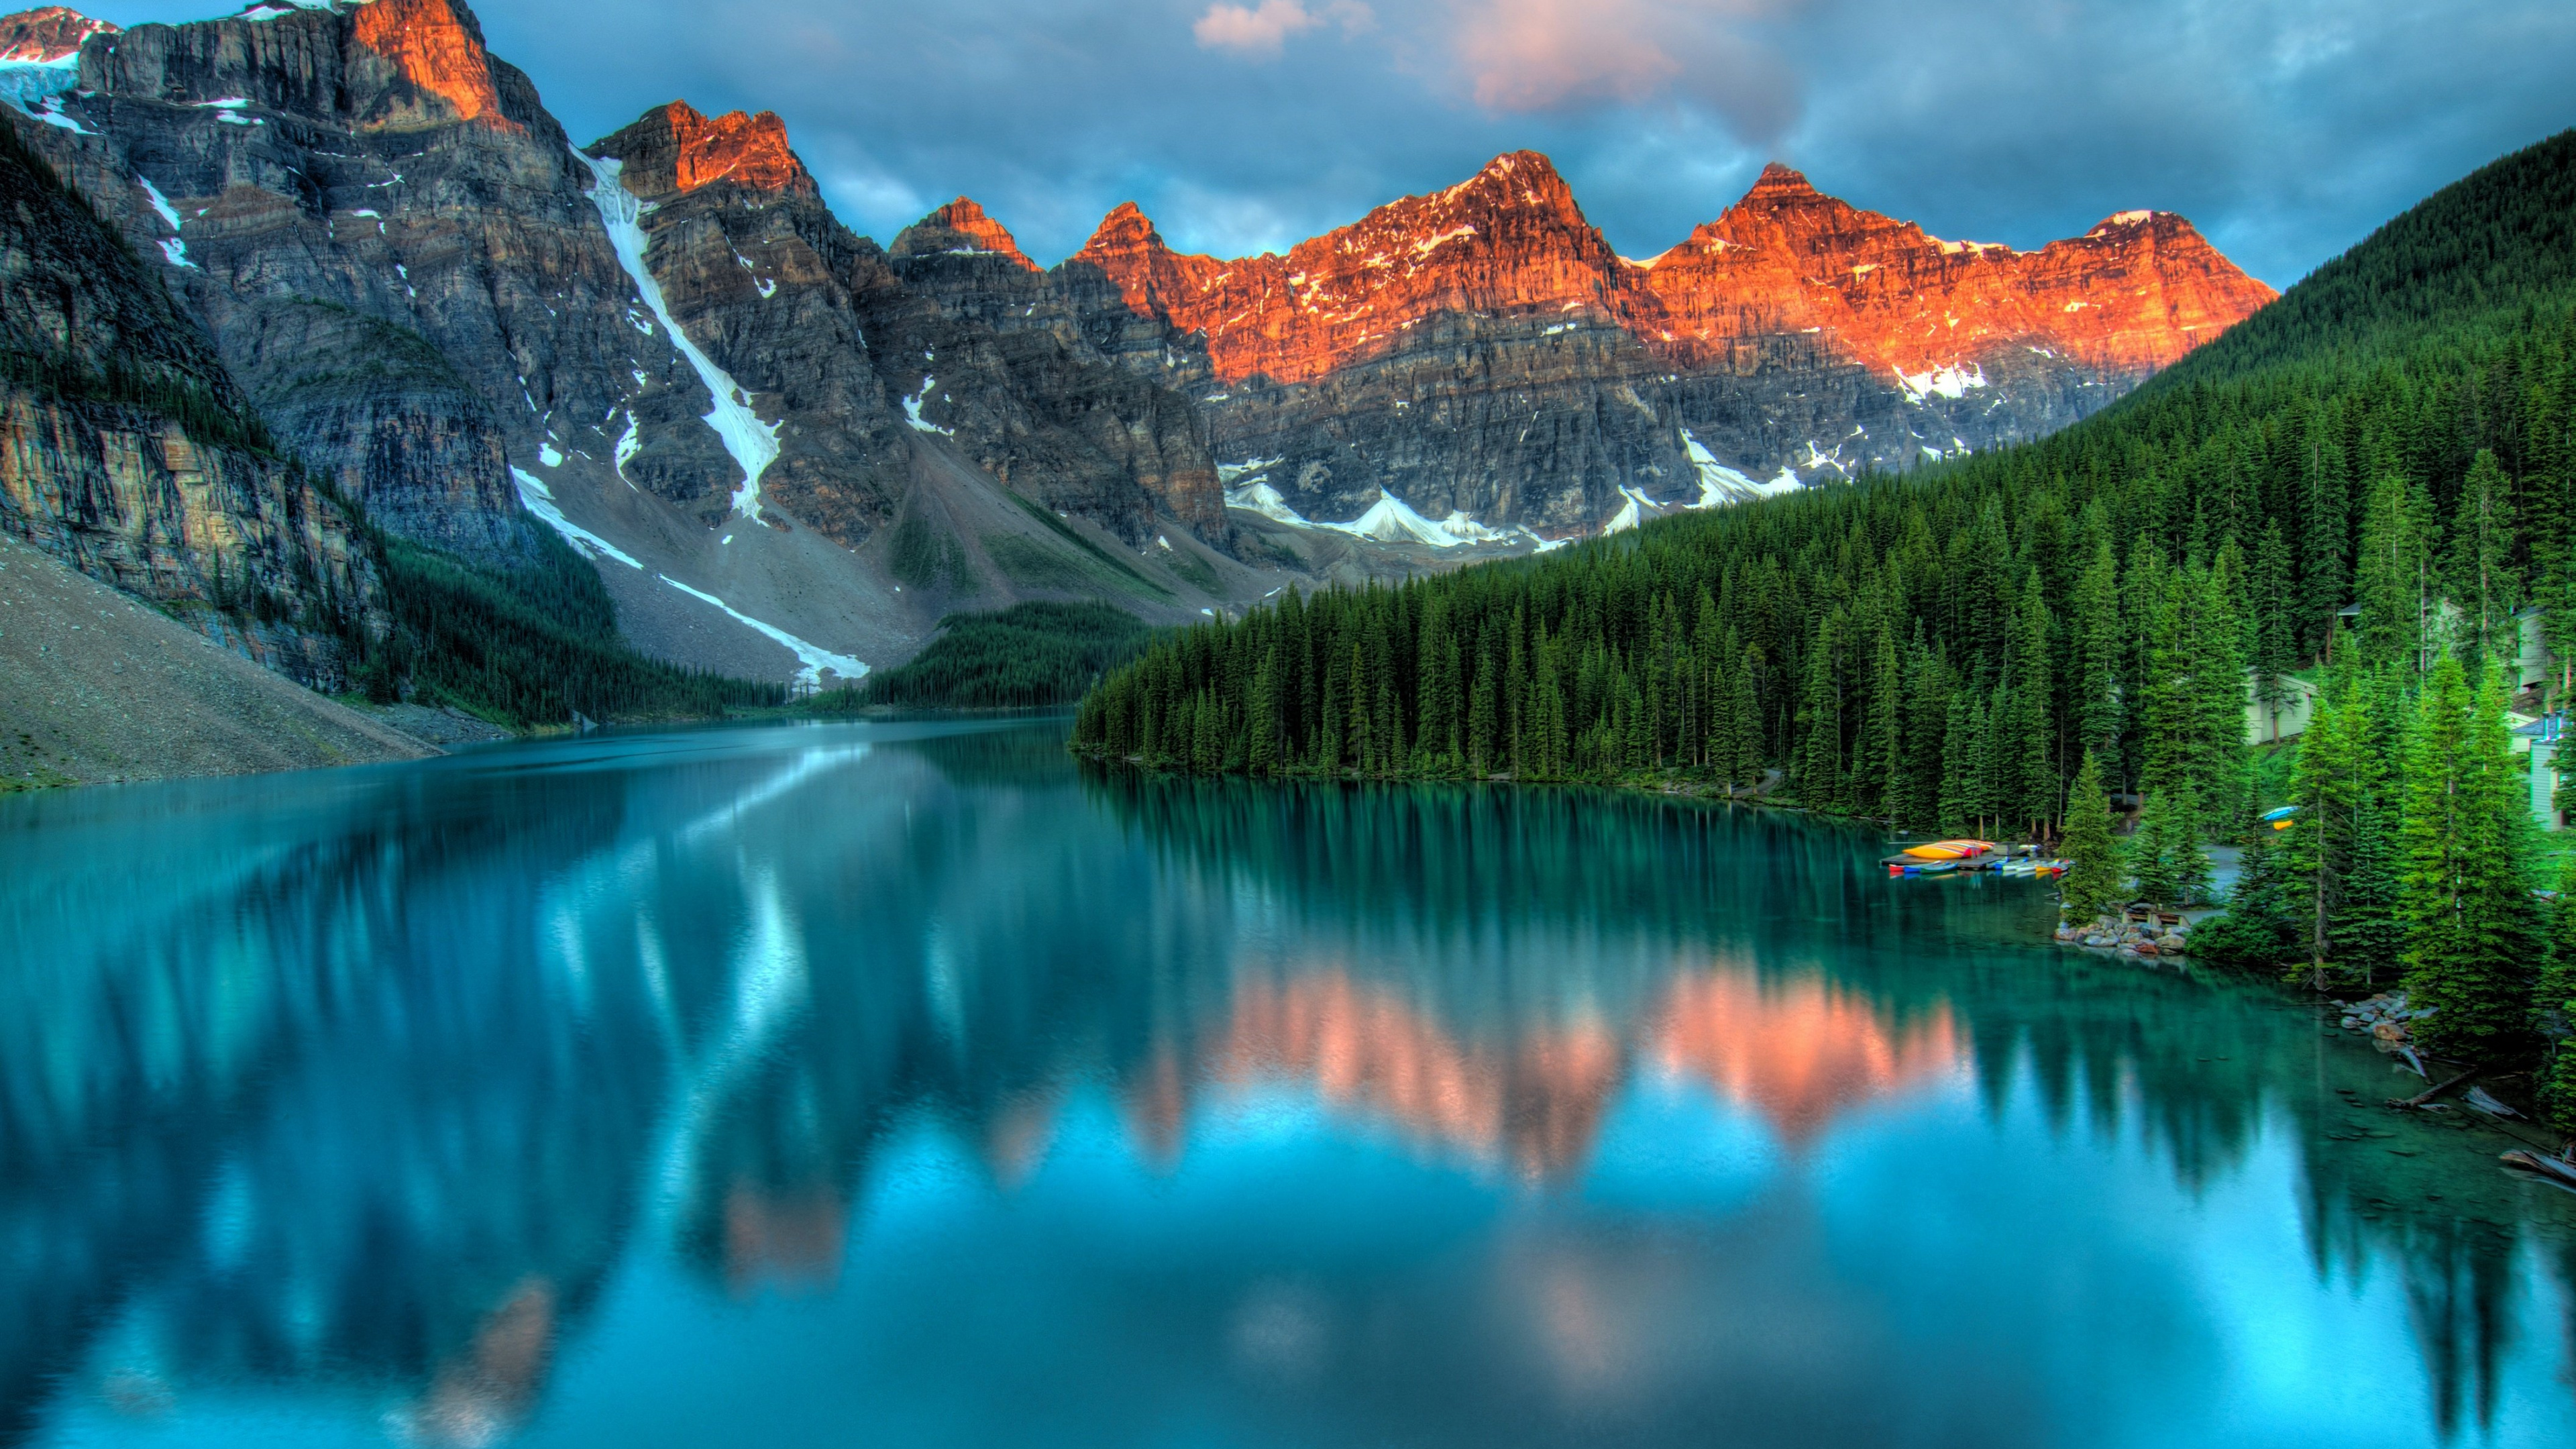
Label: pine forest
xmin=1073 ymin=129 xmax=2576 ymax=1124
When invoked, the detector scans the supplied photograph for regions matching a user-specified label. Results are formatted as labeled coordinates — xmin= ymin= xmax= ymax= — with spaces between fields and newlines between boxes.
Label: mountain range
xmin=0 ymin=0 xmax=2274 ymax=694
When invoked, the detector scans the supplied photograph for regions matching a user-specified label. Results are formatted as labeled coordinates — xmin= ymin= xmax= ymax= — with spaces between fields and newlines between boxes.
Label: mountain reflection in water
xmin=1 ymin=718 xmax=2571 ymax=1449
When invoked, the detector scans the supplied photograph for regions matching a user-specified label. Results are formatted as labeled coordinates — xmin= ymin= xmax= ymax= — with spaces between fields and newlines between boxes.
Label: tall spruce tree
xmin=2072 ymin=538 xmax=2125 ymax=768
xmin=2194 ymin=822 xmax=2301 ymax=967
xmin=2004 ymin=573 xmax=2058 ymax=836
xmin=2251 ymin=520 xmax=2300 ymax=741
xmin=2398 ymin=659 xmax=2540 ymax=1059
xmin=2058 ymin=752 xmax=2125 ymax=925
xmin=2356 ymin=474 xmax=2431 ymax=672
xmin=2447 ymin=449 xmax=2520 ymax=669
xmin=2536 ymin=857 xmax=2576 ymax=1134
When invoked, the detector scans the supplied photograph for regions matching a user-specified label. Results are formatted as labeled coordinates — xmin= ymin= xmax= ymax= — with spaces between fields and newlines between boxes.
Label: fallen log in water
xmin=2500 ymin=1150 xmax=2576 ymax=1189
xmin=2389 ymin=1067 xmax=2481 ymax=1110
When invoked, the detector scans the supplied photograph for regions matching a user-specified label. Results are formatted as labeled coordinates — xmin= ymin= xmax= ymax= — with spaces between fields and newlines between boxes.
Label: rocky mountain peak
xmin=347 ymin=0 xmax=507 ymax=128
xmin=590 ymin=101 xmax=815 ymax=201
xmin=1067 ymin=149 xmax=1645 ymax=387
xmin=892 ymin=197 xmax=1038 ymax=271
xmin=1745 ymin=161 xmax=1817 ymax=198
xmin=1444 ymin=150 xmax=1576 ymax=207
xmin=2084 ymin=208 xmax=2171 ymax=237
xmin=0 ymin=5 xmax=113 ymax=61
xmin=1079 ymin=201 xmax=1167 ymax=255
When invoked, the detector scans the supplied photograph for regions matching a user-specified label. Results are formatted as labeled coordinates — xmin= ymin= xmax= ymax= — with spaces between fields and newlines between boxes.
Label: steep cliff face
xmin=0 ymin=112 xmax=381 ymax=687
xmin=0 ymin=3 xmax=1264 ymax=692
xmin=879 ymin=195 xmax=1226 ymax=545
xmin=589 ymin=100 xmax=1226 ymax=549
xmin=583 ymin=99 xmax=910 ymax=545
xmin=1063 ymin=153 xmax=2275 ymax=531
xmin=35 ymin=0 xmax=746 ymax=549
xmin=227 ymin=296 xmax=521 ymax=560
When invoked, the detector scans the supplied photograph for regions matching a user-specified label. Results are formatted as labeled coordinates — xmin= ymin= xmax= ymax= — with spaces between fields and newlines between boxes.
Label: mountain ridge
xmin=0 ymin=0 xmax=2282 ymax=714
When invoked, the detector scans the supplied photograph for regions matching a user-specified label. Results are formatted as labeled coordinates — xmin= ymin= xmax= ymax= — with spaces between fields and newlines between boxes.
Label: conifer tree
xmin=1344 ymin=641 xmax=1371 ymax=775
xmin=2004 ymin=573 xmax=2057 ymax=835
xmin=1900 ymin=635 xmax=1947 ymax=833
xmin=1866 ymin=623 xmax=1903 ymax=823
xmin=1798 ymin=611 xmax=1846 ymax=810
xmin=2131 ymin=786 xmax=2211 ymax=906
xmin=2194 ymin=822 xmax=2300 ymax=967
xmin=2071 ymin=539 xmax=2124 ymax=768
xmin=2250 ymin=520 xmax=2299 ymax=741
xmin=2285 ymin=676 xmax=2354 ymax=985
xmin=1468 ymin=639 xmax=1499 ymax=775
xmin=2399 ymin=659 xmax=2540 ymax=1059
xmin=2336 ymin=672 xmax=2409 ymax=978
xmin=2300 ymin=431 xmax=2352 ymax=657
xmin=2198 ymin=551 xmax=2251 ymax=825
xmin=2536 ymin=856 xmax=2576 ymax=1134
xmin=1730 ymin=643 xmax=1764 ymax=789
xmin=2356 ymin=474 xmax=2430 ymax=671
xmin=2058 ymin=751 xmax=2125 ymax=926
xmin=1938 ymin=687 xmax=1978 ymax=835
xmin=1249 ymin=648 xmax=1281 ymax=775
xmin=2447 ymin=449 xmax=2520 ymax=669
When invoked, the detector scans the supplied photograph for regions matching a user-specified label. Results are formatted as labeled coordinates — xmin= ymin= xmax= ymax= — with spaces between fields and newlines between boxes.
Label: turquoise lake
xmin=4 ymin=716 xmax=2573 ymax=1448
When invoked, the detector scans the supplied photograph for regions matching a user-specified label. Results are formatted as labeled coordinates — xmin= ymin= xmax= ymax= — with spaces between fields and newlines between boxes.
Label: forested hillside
xmin=1077 ymin=129 xmax=2576 ymax=815
xmin=1073 ymin=129 xmax=2576 ymax=1114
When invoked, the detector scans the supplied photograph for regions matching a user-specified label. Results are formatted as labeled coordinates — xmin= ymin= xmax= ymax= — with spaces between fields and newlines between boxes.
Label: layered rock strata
xmin=0 ymin=110 xmax=383 ymax=686
xmin=593 ymin=100 xmax=1224 ymax=548
xmin=1057 ymin=153 xmax=2276 ymax=531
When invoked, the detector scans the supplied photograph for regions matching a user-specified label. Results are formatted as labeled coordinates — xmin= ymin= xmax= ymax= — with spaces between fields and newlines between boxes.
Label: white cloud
xmin=1446 ymin=0 xmax=1797 ymax=130
xmin=1193 ymin=1 xmax=1374 ymax=59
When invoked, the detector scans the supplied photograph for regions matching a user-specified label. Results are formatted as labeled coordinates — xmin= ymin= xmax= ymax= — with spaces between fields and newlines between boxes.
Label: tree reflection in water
xmin=0 ymin=721 xmax=2569 ymax=1448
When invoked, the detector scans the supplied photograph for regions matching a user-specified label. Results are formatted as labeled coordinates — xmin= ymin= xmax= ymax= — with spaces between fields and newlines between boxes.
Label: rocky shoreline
xmin=2055 ymin=908 xmax=2198 ymax=959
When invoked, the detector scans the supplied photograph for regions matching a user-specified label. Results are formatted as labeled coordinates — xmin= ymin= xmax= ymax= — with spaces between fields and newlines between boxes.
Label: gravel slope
xmin=0 ymin=535 xmax=438 ymax=786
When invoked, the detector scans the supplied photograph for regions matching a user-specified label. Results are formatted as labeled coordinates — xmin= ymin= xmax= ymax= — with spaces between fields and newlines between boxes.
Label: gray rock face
xmin=0 ymin=108 xmax=380 ymax=687
xmin=226 ymin=296 xmax=525 ymax=561
xmin=0 ymin=1 xmax=1272 ymax=690
xmin=1044 ymin=155 xmax=2273 ymax=535
xmin=585 ymin=102 xmax=1228 ymax=551
xmin=35 ymin=0 xmax=742 ymax=551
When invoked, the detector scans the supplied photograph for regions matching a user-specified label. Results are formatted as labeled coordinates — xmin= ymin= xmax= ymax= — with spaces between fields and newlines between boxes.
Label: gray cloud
xmin=87 ymin=1 xmax=2576 ymax=286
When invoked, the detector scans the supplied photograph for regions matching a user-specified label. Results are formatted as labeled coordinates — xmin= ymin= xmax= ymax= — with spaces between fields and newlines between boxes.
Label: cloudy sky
xmin=97 ymin=1 xmax=2576 ymax=286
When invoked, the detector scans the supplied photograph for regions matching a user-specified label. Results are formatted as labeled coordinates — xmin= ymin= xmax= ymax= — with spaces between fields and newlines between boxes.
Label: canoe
xmin=2260 ymin=805 xmax=2299 ymax=823
xmin=1904 ymin=839 xmax=1996 ymax=861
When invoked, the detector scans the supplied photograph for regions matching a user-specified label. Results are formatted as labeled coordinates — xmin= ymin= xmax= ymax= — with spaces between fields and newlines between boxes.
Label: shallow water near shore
xmin=4 ymin=716 xmax=2573 ymax=1448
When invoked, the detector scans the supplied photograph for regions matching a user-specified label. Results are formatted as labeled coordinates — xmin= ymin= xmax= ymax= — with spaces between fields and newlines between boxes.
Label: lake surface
xmin=5 ymin=717 xmax=2574 ymax=1449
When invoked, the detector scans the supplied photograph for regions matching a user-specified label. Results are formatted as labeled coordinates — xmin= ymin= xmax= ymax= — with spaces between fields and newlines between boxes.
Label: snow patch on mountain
xmin=1682 ymin=429 xmax=1803 ymax=506
xmin=131 ymin=177 xmax=199 ymax=269
xmin=577 ymin=148 xmax=780 ymax=522
xmin=1895 ymin=362 xmax=1988 ymax=402
xmin=655 ymin=576 xmax=866 ymax=687
xmin=513 ymin=468 xmax=641 ymax=569
xmin=1320 ymin=490 xmax=1495 ymax=548
xmin=1225 ymin=478 xmax=1308 ymax=526
xmin=902 ymin=380 xmax=954 ymax=435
